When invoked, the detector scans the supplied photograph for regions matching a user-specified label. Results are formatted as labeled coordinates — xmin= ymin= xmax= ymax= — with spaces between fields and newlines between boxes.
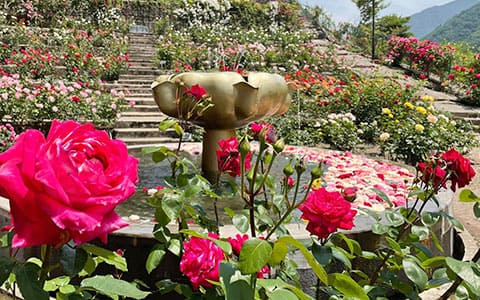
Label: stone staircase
xmin=112 ymin=32 xmax=480 ymax=149
xmin=112 ymin=33 xmax=177 ymax=148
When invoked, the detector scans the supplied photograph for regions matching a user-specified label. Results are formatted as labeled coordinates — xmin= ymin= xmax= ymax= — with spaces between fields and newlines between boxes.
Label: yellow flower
xmin=415 ymin=124 xmax=425 ymax=132
xmin=388 ymin=113 xmax=393 ymax=118
xmin=428 ymin=105 xmax=435 ymax=112
xmin=311 ymin=178 xmax=323 ymax=189
xmin=404 ymin=102 xmax=414 ymax=109
xmin=421 ymin=95 xmax=435 ymax=102
xmin=382 ymin=108 xmax=392 ymax=115
xmin=416 ymin=106 xmax=427 ymax=115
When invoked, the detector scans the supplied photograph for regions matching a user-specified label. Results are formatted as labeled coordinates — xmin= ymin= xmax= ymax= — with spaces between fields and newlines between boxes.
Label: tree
xmin=352 ymin=0 xmax=387 ymax=24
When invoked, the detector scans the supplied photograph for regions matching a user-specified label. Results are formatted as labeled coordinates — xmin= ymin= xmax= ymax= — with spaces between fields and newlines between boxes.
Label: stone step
xmin=121 ymin=110 xmax=163 ymax=117
xmin=116 ymin=115 xmax=167 ymax=128
xmin=128 ymin=61 xmax=157 ymax=68
xmin=124 ymin=68 xmax=162 ymax=76
xmin=455 ymin=116 xmax=480 ymax=126
xmin=119 ymin=74 xmax=157 ymax=81
xmin=107 ymin=83 xmax=151 ymax=89
xmin=127 ymin=98 xmax=155 ymax=106
xmin=127 ymin=90 xmax=153 ymax=100
xmin=124 ymin=104 xmax=159 ymax=112
xmin=114 ymin=127 xmax=166 ymax=138
xmin=118 ymin=136 xmax=179 ymax=146
xmin=116 ymin=78 xmax=155 ymax=85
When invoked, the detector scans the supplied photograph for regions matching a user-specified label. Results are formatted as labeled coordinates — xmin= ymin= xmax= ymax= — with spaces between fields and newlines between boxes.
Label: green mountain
xmin=408 ymin=0 xmax=480 ymax=38
xmin=425 ymin=2 xmax=480 ymax=47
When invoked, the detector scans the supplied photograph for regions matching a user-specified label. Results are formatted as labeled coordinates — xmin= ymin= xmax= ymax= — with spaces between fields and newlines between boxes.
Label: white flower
xmin=379 ymin=133 xmax=390 ymax=141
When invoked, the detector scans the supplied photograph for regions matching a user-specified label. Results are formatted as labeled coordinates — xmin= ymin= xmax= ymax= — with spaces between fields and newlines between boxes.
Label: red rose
xmin=250 ymin=122 xmax=276 ymax=143
xmin=216 ymin=136 xmax=251 ymax=177
xmin=417 ymin=161 xmax=447 ymax=190
xmin=184 ymin=84 xmax=207 ymax=101
xmin=0 ymin=120 xmax=138 ymax=248
xmin=441 ymin=148 xmax=475 ymax=191
xmin=180 ymin=233 xmax=225 ymax=289
xmin=299 ymin=188 xmax=357 ymax=239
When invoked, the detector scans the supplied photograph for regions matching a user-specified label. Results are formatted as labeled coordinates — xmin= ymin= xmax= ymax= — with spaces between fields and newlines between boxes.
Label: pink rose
xmin=0 ymin=120 xmax=138 ymax=248
xmin=250 ymin=122 xmax=276 ymax=144
xmin=216 ymin=136 xmax=251 ymax=177
xmin=299 ymin=188 xmax=357 ymax=239
xmin=180 ymin=233 xmax=225 ymax=289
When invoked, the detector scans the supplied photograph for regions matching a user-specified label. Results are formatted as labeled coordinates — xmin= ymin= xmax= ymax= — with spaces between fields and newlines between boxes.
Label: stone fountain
xmin=151 ymin=71 xmax=292 ymax=180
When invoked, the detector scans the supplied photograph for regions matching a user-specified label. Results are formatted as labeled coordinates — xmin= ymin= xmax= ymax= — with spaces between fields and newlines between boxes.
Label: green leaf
xmin=168 ymin=239 xmax=181 ymax=256
xmin=328 ymin=273 xmax=369 ymax=300
xmin=0 ymin=255 xmax=15 ymax=286
xmin=403 ymin=257 xmax=428 ymax=290
xmin=283 ymin=285 xmax=314 ymax=300
xmin=81 ymin=275 xmax=150 ymax=299
xmin=14 ymin=263 xmax=49 ymax=300
xmin=81 ymin=244 xmax=127 ymax=272
xmin=61 ymin=244 xmax=88 ymax=276
xmin=474 ymin=202 xmax=480 ymax=220
xmin=158 ymin=119 xmax=177 ymax=131
xmin=335 ymin=233 xmax=361 ymax=255
xmin=183 ymin=185 xmax=202 ymax=198
xmin=371 ymin=223 xmax=388 ymax=235
xmin=441 ymin=212 xmax=464 ymax=231
xmin=385 ymin=237 xmax=402 ymax=255
xmin=421 ymin=212 xmax=440 ymax=226
xmin=238 ymin=238 xmax=272 ymax=274
xmin=277 ymin=236 xmax=328 ymax=285
xmin=59 ymin=284 xmax=76 ymax=294
xmin=146 ymin=248 xmax=166 ymax=274
xmin=331 ymin=247 xmax=352 ymax=269
xmin=422 ymin=256 xmax=446 ymax=269
xmin=268 ymin=241 xmax=289 ymax=267
xmin=312 ymin=243 xmax=332 ymax=266
xmin=445 ymin=257 xmax=480 ymax=296
xmin=232 ymin=214 xmax=249 ymax=233
xmin=459 ymin=189 xmax=480 ymax=202
xmin=269 ymin=288 xmax=298 ymax=300
xmin=162 ymin=197 xmax=182 ymax=221
xmin=227 ymin=280 xmax=254 ymax=300
xmin=174 ymin=122 xmax=184 ymax=136
xmin=371 ymin=188 xmax=393 ymax=207
xmin=385 ymin=210 xmax=405 ymax=227
xmin=141 ymin=146 xmax=162 ymax=155
xmin=411 ymin=225 xmax=429 ymax=241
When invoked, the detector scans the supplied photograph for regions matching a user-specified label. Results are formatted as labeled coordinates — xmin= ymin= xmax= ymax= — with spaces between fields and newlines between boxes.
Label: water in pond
xmin=116 ymin=147 xmax=310 ymax=223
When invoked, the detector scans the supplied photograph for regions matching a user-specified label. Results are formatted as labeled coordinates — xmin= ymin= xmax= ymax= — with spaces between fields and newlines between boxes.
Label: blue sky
xmin=300 ymin=0 xmax=455 ymax=23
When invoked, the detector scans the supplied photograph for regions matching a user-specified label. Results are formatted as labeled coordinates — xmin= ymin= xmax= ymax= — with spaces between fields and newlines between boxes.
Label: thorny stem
xmin=438 ymin=249 xmax=480 ymax=300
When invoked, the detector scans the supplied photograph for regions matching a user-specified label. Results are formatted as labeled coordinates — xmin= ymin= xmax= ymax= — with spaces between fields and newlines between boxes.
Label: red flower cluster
xmin=216 ymin=136 xmax=251 ymax=177
xmin=299 ymin=188 xmax=357 ymax=239
xmin=180 ymin=233 xmax=225 ymax=289
xmin=417 ymin=148 xmax=475 ymax=192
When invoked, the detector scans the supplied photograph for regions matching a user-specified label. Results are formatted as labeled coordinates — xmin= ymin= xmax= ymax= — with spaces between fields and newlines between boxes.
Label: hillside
xmin=408 ymin=0 xmax=480 ymax=38
xmin=425 ymin=2 xmax=480 ymax=47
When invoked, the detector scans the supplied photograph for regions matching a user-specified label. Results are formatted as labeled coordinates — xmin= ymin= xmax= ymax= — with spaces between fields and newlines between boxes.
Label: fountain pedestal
xmin=152 ymin=71 xmax=292 ymax=181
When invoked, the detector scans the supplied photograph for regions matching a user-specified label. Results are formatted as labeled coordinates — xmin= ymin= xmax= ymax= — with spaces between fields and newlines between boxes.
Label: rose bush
xmin=0 ymin=119 xmax=138 ymax=248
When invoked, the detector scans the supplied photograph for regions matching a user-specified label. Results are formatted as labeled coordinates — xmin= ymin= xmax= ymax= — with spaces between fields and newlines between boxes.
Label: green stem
xmin=39 ymin=244 xmax=52 ymax=288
